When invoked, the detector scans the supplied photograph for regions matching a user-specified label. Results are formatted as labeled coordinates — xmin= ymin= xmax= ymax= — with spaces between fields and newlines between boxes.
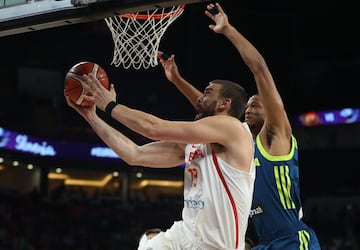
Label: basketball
xmin=64 ymin=61 xmax=109 ymax=107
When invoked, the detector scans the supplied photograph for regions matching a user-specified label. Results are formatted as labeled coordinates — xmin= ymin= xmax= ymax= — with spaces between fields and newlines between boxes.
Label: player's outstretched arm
xmin=80 ymin=71 xmax=219 ymax=145
xmin=206 ymin=2 xmax=291 ymax=140
xmin=64 ymin=90 xmax=184 ymax=168
xmin=157 ymin=51 xmax=202 ymax=110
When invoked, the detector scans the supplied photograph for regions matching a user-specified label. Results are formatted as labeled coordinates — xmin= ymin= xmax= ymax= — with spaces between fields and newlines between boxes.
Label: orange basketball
xmin=64 ymin=61 xmax=109 ymax=107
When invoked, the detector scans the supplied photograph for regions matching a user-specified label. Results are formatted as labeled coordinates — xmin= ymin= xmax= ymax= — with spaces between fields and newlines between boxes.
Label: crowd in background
xmin=0 ymin=186 xmax=359 ymax=250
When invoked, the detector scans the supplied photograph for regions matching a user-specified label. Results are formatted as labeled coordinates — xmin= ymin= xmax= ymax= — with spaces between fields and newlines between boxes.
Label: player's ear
xmin=217 ymin=98 xmax=231 ymax=112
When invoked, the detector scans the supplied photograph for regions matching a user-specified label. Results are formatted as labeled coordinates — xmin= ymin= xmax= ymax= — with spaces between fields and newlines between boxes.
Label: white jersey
xmin=139 ymin=123 xmax=255 ymax=250
xmin=182 ymin=137 xmax=255 ymax=249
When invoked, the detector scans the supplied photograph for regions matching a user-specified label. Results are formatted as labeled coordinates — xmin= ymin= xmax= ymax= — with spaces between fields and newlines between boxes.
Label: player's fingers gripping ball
xmin=64 ymin=61 xmax=109 ymax=106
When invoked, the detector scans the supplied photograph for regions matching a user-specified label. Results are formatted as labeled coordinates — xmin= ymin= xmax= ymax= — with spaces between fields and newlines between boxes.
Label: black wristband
xmin=105 ymin=101 xmax=117 ymax=117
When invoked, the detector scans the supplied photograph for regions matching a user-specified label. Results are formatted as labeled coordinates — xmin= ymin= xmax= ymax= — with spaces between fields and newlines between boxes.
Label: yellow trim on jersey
xmin=275 ymin=165 xmax=296 ymax=209
xmin=298 ymin=229 xmax=310 ymax=250
xmin=255 ymin=134 xmax=297 ymax=161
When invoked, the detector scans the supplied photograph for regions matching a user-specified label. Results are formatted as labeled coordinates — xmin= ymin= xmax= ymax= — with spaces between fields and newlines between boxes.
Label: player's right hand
xmin=205 ymin=3 xmax=230 ymax=35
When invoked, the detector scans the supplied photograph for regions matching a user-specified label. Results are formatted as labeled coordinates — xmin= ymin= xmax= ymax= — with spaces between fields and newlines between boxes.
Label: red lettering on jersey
xmin=188 ymin=149 xmax=204 ymax=162
xmin=187 ymin=167 xmax=198 ymax=188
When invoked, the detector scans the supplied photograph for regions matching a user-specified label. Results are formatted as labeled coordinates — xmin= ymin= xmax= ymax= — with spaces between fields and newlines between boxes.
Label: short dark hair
xmin=145 ymin=228 xmax=162 ymax=236
xmin=212 ymin=79 xmax=248 ymax=119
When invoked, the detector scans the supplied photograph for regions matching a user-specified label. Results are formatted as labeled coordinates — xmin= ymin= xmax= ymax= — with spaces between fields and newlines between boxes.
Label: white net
xmin=105 ymin=5 xmax=185 ymax=70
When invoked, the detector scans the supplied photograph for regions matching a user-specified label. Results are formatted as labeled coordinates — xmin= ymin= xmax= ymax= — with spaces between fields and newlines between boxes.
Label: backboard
xmin=0 ymin=0 xmax=210 ymax=37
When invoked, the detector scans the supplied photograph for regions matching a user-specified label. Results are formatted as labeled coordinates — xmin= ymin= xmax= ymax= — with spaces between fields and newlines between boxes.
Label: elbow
xmin=121 ymin=153 xmax=141 ymax=166
xmin=125 ymin=159 xmax=138 ymax=166
xmin=252 ymin=59 xmax=268 ymax=75
xmin=113 ymin=146 xmax=140 ymax=166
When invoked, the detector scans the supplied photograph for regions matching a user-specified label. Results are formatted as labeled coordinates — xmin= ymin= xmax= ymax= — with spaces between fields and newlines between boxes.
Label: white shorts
xmin=138 ymin=221 xmax=205 ymax=250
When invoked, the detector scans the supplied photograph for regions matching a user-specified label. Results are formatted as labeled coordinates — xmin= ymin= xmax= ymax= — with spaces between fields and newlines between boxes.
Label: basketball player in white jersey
xmin=65 ymin=76 xmax=255 ymax=249
xmin=65 ymin=5 xmax=255 ymax=250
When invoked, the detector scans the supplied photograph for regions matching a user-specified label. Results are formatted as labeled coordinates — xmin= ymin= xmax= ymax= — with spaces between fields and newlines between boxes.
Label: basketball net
xmin=105 ymin=5 xmax=185 ymax=70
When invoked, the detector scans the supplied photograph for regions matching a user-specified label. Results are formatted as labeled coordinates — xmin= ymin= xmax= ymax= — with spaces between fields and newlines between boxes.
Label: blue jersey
xmin=250 ymin=135 xmax=321 ymax=249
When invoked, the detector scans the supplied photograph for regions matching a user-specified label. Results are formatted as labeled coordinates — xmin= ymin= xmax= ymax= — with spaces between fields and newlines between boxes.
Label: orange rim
xmin=120 ymin=4 xmax=185 ymax=20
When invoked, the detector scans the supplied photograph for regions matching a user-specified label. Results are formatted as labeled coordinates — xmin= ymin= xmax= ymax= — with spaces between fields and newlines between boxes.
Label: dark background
xmin=0 ymin=0 xmax=359 ymax=189
xmin=1 ymin=0 xmax=359 ymax=136
xmin=0 ymin=0 xmax=360 ymax=249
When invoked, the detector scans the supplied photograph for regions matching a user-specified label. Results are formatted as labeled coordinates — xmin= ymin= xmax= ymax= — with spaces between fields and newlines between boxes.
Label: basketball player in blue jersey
xmin=157 ymin=2 xmax=321 ymax=249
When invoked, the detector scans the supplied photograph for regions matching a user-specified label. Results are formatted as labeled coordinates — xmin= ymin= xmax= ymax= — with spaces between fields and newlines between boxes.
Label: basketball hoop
xmin=105 ymin=5 xmax=185 ymax=70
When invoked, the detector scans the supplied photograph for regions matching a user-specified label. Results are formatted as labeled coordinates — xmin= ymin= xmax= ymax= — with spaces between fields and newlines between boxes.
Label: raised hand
xmin=157 ymin=51 xmax=182 ymax=83
xmin=205 ymin=3 xmax=230 ymax=35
